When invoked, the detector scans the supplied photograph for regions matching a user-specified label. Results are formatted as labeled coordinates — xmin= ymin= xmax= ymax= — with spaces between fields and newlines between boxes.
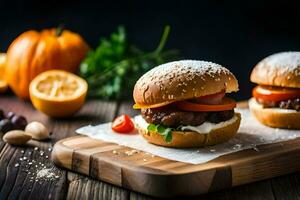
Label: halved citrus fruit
xmin=29 ymin=70 xmax=88 ymax=117
xmin=0 ymin=80 xmax=8 ymax=93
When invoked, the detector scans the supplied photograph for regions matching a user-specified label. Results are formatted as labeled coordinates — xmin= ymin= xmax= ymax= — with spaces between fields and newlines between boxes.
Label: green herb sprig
xmin=147 ymin=124 xmax=173 ymax=142
xmin=79 ymin=26 xmax=179 ymax=100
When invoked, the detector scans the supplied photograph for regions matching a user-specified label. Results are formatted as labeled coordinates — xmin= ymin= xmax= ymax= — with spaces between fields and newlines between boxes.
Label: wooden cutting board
xmin=52 ymin=132 xmax=300 ymax=197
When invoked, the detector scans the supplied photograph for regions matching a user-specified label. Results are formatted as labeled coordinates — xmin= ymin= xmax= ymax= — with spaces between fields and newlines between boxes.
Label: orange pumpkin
xmin=5 ymin=28 xmax=90 ymax=99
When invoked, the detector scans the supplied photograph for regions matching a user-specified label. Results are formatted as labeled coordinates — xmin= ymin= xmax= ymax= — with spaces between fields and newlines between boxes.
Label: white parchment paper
xmin=76 ymin=109 xmax=300 ymax=164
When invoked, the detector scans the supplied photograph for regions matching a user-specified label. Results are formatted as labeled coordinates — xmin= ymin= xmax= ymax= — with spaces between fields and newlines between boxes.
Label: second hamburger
xmin=250 ymin=52 xmax=300 ymax=129
xmin=133 ymin=60 xmax=241 ymax=148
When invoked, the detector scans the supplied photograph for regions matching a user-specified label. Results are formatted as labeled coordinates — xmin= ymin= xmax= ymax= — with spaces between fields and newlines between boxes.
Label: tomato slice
xmin=175 ymin=97 xmax=236 ymax=112
xmin=253 ymin=86 xmax=300 ymax=102
xmin=192 ymin=90 xmax=225 ymax=105
xmin=112 ymin=114 xmax=135 ymax=133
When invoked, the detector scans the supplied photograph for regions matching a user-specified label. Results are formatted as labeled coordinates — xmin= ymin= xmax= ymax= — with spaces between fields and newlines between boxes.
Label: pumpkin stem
xmin=56 ymin=24 xmax=64 ymax=36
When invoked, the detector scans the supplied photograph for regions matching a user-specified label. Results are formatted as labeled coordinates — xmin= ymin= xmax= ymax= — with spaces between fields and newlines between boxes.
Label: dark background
xmin=1 ymin=0 xmax=300 ymax=100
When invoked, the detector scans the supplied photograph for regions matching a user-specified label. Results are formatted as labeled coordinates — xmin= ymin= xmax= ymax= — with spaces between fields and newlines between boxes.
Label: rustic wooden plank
xmin=0 ymin=95 xmax=70 ymax=200
xmin=129 ymin=192 xmax=154 ymax=200
xmin=0 ymin=141 xmax=68 ymax=200
xmin=0 ymin=95 xmax=119 ymax=199
xmin=201 ymin=181 xmax=275 ymax=200
xmin=67 ymin=172 xmax=129 ymax=200
xmin=270 ymin=173 xmax=300 ymax=200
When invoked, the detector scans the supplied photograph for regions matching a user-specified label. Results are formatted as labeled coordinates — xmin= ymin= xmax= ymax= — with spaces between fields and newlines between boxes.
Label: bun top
xmin=133 ymin=60 xmax=238 ymax=107
xmin=251 ymin=52 xmax=300 ymax=88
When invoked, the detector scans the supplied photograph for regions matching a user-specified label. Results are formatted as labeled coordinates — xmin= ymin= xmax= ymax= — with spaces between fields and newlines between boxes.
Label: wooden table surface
xmin=0 ymin=95 xmax=300 ymax=200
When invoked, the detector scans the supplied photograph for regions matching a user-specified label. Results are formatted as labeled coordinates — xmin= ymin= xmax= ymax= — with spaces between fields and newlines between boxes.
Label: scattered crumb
xmin=125 ymin=150 xmax=139 ymax=156
xmin=36 ymin=168 xmax=60 ymax=180
xmin=112 ymin=150 xmax=118 ymax=155
xmin=13 ymin=146 xmax=62 ymax=192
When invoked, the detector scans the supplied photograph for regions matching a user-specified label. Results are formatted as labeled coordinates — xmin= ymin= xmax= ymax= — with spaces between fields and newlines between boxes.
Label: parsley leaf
xmin=147 ymin=124 xmax=157 ymax=132
xmin=79 ymin=25 xmax=179 ymax=100
xmin=157 ymin=124 xmax=166 ymax=133
xmin=147 ymin=124 xmax=173 ymax=142
xmin=162 ymin=128 xmax=172 ymax=142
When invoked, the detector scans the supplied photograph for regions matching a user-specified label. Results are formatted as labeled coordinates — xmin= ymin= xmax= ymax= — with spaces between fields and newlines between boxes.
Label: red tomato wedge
xmin=175 ymin=97 xmax=236 ymax=112
xmin=112 ymin=114 xmax=135 ymax=133
xmin=253 ymin=86 xmax=300 ymax=102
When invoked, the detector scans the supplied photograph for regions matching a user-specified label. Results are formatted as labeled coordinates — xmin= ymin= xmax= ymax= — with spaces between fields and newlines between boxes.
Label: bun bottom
xmin=249 ymin=98 xmax=300 ymax=129
xmin=137 ymin=113 xmax=241 ymax=148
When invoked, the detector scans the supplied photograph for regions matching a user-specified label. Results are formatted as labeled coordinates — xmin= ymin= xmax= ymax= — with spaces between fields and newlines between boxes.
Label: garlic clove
xmin=25 ymin=121 xmax=49 ymax=140
xmin=3 ymin=130 xmax=32 ymax=145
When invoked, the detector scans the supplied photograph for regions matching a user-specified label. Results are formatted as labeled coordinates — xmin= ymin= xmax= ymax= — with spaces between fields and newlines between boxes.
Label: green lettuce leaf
xmin=147 ymin=124 xmax=173 ymax=142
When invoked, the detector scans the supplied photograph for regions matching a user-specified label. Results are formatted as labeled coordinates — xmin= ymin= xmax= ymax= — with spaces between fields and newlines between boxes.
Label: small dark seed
xmin=11 ymin=115 xmax=27 ymax=130
xmin=0 ymin=119 xmax=14 ymax=133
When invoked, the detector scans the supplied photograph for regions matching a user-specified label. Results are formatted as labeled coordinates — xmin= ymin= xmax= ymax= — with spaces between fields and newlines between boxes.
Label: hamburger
xmin=133 ymin=60 xmax=241 ymax=148
xmin=250 ymin=52 xmax=300 ymax=129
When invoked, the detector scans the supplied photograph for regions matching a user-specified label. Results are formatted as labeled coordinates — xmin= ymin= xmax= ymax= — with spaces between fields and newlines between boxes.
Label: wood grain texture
xmin=67 ymin=172 xmax=129 ymax=200
xmin=0 ymin=96 xmax=298 ymax=199
xmin=52 ymin=134 xmax=300 ymax=198
xmin=0 ymin=95 xmax=121 ymax=200
xmin=0 ymin=95 xmax=68 ymax=200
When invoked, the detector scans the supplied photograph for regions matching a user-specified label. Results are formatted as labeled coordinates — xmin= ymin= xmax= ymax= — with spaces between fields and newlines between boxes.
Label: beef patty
xmin=256 ymin=98 xmax=300 ymax=111
xmin=141 ymin=107 xmax=234 ymax=127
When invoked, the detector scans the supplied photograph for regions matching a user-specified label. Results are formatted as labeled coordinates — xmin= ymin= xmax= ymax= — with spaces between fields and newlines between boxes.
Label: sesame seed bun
xmin=133 ymin=60 xmax=239 ymax=107
xmin=250 ymin=52 xmax=300 ymax=88
xmin=137 ymin=113 xmax=241 ymax=148
xmin=249 ymin=98 xmax=300 ymax=129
